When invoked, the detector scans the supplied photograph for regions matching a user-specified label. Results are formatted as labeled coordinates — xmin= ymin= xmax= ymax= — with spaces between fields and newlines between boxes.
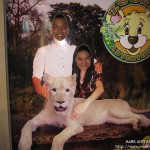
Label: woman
xmin=71 ymin=44 xmax=104 ymax=119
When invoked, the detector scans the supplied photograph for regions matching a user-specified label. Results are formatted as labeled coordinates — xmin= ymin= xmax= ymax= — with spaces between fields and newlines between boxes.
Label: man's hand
xmin=32 ymin=77 xmax=49 ymax=99
xmin=41 ymin=83 xmax=49 ymax=99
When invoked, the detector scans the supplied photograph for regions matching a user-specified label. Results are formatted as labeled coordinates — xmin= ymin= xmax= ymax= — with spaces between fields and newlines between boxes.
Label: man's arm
xmin=94 ymin=61 xmax=103 ymax=73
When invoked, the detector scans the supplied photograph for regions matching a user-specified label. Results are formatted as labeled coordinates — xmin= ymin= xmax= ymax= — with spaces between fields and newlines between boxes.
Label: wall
xmin=0 ymin=0 xmax=12 ymax=149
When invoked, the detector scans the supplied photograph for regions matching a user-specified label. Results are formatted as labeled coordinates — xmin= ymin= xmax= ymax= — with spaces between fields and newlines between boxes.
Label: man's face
xmin=51 ymin=18 xmax=69 ymax=41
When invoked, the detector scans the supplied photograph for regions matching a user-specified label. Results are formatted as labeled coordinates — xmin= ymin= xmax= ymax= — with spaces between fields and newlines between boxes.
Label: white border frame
xmin=0 ymin=0 xmax=12 ymax=149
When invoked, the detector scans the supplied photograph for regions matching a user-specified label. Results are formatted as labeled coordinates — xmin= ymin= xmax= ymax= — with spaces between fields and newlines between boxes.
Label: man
xmin=32 ymin=13 xmax=102 ymax=99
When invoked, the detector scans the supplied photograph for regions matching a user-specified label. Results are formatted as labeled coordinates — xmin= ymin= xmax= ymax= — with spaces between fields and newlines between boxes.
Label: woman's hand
xmin=71 ymin=101 xmax=90 ymax=119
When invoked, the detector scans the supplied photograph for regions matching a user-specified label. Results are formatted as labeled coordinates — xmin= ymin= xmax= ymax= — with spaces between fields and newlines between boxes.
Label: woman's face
xmin=51 ymin=17 xmax=69 ymax=41
xmin=75 ymin=50 xmax=91 ymax=71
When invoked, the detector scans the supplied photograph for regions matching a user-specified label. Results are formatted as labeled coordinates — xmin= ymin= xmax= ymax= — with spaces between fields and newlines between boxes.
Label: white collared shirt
xmin=33 ymin=41 xmax=76 ymax=79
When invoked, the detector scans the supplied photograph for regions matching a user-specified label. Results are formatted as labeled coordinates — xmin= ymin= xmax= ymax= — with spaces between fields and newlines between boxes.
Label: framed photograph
xmin=0 ymin=1 xmax=12 ymax=150
xmin=3 ymin=0 xmax=150 ymax=149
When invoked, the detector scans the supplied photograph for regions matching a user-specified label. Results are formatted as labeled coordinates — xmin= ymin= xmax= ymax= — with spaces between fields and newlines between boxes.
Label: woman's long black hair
xmin=72 ymin=44 xmax=94 ymax=90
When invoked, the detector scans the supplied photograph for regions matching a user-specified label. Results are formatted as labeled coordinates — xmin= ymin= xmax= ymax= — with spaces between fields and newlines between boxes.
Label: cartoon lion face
xmin=105 ymin=7 xmax=150 ymax=56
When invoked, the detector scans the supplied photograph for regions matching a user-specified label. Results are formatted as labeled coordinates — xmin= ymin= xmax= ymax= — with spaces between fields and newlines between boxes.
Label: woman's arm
xmin=86 ymin=80 xmax=104 ymax=104
xmin=71 ymin=80 xmax=104 ymax=119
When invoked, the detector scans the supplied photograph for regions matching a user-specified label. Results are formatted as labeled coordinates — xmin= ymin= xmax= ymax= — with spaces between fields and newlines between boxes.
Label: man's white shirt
xmin=33 ymin=41 xmax=76 ymax=79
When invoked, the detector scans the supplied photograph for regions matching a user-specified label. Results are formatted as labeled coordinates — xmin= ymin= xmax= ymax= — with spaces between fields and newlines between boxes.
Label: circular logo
xmin=101 ymin=0 xmax=150 ymax=63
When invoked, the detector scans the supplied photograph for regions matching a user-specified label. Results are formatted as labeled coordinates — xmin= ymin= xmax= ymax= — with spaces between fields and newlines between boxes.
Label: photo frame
xmin=0 ymin=1 xmax=12 ymax=149
xmin=2 ymin=0 xmax=150 ymax=149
